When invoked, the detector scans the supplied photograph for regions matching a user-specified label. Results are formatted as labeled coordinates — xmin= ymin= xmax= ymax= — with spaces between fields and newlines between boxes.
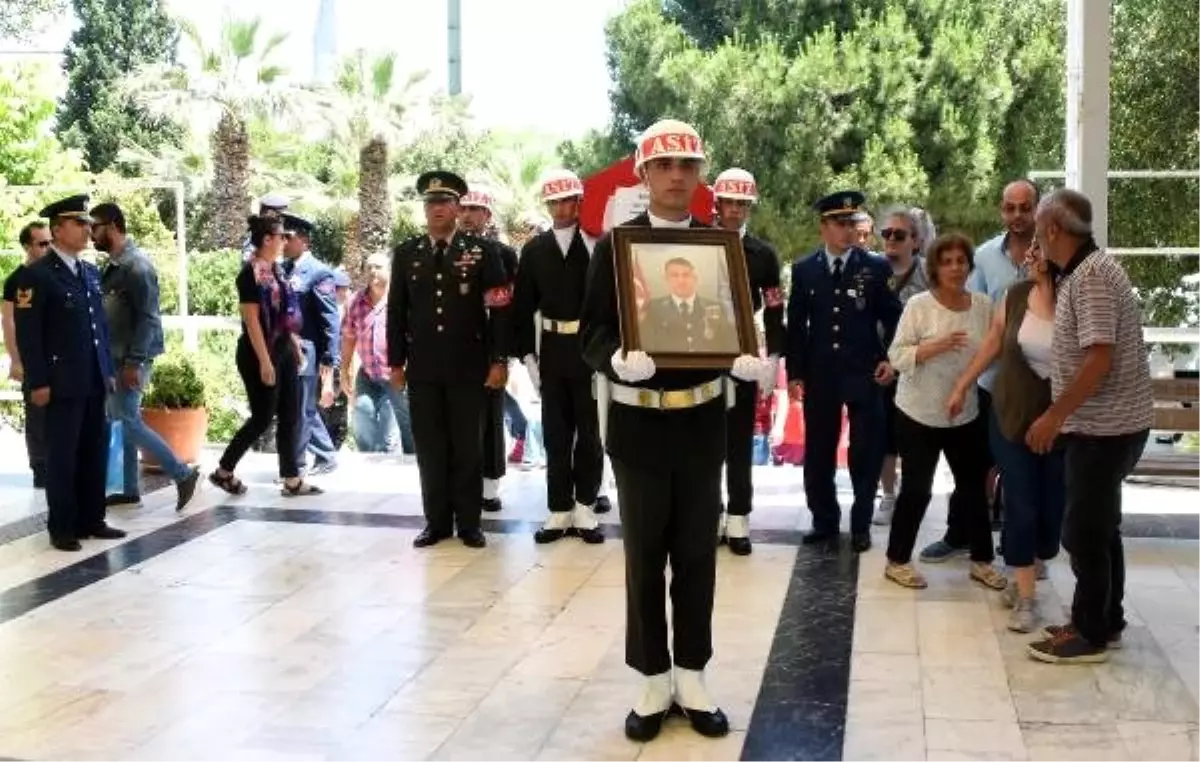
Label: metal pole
xmin=1065 ymin=0 xmax=1112 ymax=248
xmin=174 ymin=182 xmax=197 ymax=352
xmin=448 ymin=0 xmax=462 ymax=95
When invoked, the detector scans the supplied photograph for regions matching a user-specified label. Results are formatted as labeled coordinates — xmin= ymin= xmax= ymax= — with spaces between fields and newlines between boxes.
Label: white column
xmin=1065 ymin=0 xmax=1111 ymax=248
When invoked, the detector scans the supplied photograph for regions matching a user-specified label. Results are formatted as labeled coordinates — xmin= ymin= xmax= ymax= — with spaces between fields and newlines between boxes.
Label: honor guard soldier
xmin=512 ymin=168 xmax=605 ymax=544
xmin=458 ymin=186 xmax=519 ymax=511
xmin=280 ymin=213 xmax=341 ymax=475
xmin=13 ymin=195 xmax=125 ymax=551
xmin=388 ymin=171 xmax=513 ymax=549
xmin=711 ymin=168 xmax=786 ymax=555
xmin=580 ymin=119 xmax=772 ymax=742
xmin=786 ymin=191 xmax=902 ymax=553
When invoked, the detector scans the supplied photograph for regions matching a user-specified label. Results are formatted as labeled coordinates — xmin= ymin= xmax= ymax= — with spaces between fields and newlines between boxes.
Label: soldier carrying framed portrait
xmin=610 ymin=226 xmax=758 ymax=369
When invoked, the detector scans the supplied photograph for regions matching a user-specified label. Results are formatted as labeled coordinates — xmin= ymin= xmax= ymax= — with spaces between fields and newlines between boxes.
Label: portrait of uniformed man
xmin=638 ymin=253 xmax=738 ymax=355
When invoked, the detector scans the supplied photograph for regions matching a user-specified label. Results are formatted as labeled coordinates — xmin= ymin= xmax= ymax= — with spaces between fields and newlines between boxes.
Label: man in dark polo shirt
xmin=2 ymin=221 xmax=51 ymax=488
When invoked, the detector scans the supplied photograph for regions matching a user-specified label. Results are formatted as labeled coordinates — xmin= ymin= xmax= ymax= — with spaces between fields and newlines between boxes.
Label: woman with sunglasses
xmin=872 ymin=206 xmax=930 ymax=525
xmin=209 ymin=215 xmax=320 ymax=497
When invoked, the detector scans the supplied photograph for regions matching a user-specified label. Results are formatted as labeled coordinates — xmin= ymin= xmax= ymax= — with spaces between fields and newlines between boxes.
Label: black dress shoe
xmin=679 ymin=705 xmax=730 ymax=738
xmin=86 ymin=525 xmax=128 ymax=540
xmin=459 ymin=528 xmax=487 ymax=548
xmin=51 ymin=536 xmax=82 ymax=552
xmin=727 ymin=536 xmax=752 ymax=556
xmin=534 ymin=528 xmax=568 ymax=544
xmin=413 ymin=527 xmax=450 ymax=548
xmin=576 ymin=527 xmax=606 ymax=544
xmin=176 ymin=467 xmax=201 ymax=511
xmin=802 ymin=530 xmax=838 ymax=546
xmin=482 ymin=497 xmax=503 ymax=512
xmin=624 ymin=708 xmax=669 ymax=742
xmin=594 ymin=495 xmax=613 ymax=514
xmin=851 ymin=533 xmax=872 ymax=553
xmin=105 ymin=493 xmax=141 ymax=508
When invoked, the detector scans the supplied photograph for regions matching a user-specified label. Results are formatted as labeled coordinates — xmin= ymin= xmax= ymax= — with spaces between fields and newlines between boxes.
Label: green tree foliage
xmin=55 ymin=0 xmax=182 ymax=174
xmin=0 ymin=0 xmax=64 ymax=40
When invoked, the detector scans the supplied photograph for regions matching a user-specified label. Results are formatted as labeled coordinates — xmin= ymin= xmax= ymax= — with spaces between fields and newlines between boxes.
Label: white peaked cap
xmin=713 ymin=168 xmax=758 ymax=202
xmin=259 ymin=193 xmax=289 ymax=209
xmin=539 ymin=168 xmax=584 ymax=201
xmin=634 ymin=119 xmax=705 ymax=171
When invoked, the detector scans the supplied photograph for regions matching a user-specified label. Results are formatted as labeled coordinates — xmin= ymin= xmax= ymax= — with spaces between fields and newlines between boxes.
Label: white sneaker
xmin=872 ymin=495 xmax=895 ymax=526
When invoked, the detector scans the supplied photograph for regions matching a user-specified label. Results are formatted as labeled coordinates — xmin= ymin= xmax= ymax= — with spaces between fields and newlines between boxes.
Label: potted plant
xmin=140 ymin=351 xmax=208 ymax=469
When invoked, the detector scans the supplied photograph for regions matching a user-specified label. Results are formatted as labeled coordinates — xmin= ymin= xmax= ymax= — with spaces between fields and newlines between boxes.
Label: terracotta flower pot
xmin=140 ymin=406 xmax=208 ymax=471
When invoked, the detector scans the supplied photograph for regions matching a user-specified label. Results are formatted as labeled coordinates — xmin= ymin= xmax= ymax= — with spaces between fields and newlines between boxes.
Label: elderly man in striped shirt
xmin=1024 ymin=188 xmax=1153 ymax=664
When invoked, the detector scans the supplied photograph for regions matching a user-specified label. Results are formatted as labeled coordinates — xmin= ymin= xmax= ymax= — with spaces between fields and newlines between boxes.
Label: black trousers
xmin=44 ymin=391 xmax=107 ymax=541
xmin=409 ymin=382 xmax=486 ymax=534
xmin=943 ymin=388 xmax=996 ymax=547
xmin=887 ymin=410 xmax=994 ymax=564
xmin=803 ymin=383 xmax=885 ymax=536
xmin=1062 ymin=430 xmax=1148 ymax=646
xmin=614 ymin=457 xmax=723 ymax=675
xmin=22 ymin=384 xmax=47 ymax=478
xmin=219 ymin=339 xmax=301 ymax=478
xmin=725 ymin=379 xmax=757 ymax=516
xmin=541 ymin=374 xmax=602 ymax=512
xmin=481 ymin=387 xmax=506 ymax=481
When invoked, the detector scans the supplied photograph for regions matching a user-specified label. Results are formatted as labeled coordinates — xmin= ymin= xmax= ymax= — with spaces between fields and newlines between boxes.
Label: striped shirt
xmin=1052 ymin=247 xmax=1153 ymax=436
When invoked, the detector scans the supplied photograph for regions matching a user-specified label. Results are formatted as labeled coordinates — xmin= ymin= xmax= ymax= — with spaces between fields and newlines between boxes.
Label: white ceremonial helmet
xmin=460 ymin=188 xmax=495 ymax=212
xmin=634 ymin=118 xmax=706 ymax=172
xmin=539 ymin=168 xmax=584 ymax=202
xmin=713 ymin=168 xmax=758 ymax=203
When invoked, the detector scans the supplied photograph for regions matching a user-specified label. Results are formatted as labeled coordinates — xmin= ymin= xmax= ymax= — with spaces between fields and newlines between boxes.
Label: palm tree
xmin=319 ymin=50 xmax=426 ymax=283
xmin=122 ymin=16 xmax=297 ymax=249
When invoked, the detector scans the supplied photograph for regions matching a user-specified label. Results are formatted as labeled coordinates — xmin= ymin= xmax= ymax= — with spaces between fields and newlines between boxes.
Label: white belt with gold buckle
xmin=610 ymin=379 xmax=724 ymax=410
xmin=541 ymin=318 xmax=580 ymax=334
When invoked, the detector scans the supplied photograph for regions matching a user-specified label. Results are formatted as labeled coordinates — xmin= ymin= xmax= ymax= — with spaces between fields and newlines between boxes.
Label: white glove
xmin=523 ymin=354 xmax=540 ymax=392
xmin=730 ymin=354 xmax=771 ymax=383
xmin=611 ymin=349 xmax=656 ymax=383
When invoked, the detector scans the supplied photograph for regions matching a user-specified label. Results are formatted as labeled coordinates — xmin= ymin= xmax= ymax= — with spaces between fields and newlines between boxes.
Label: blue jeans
xmin=990 ymin=410 xmax=1065 ymax=567
xmin=353 ymin=369 xmax=414 ymax=454
xmin=107 ymin=363 xmax=191 ymax=493
xmin=504 ymin=390 xmax=527 ymax=441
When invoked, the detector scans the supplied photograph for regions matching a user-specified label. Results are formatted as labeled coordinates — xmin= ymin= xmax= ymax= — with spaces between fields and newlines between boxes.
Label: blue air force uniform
xmin=13 ymin=195 xmax=119 ymax=550
xmin=786 ymin=191 xmax=902 ymax=549
xmin=281 ymin=213 xmax=341 ymax=472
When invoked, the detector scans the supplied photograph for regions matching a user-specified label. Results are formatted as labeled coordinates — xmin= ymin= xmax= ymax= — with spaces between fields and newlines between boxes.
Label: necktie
xmin=832 ymin=258 xmax=843 ymax=281
xmin=679 ymin=302 xmax=690 ymax=319
xmin=435 ymin=239 xmax=448 ymax=268
xmin=282 ymin=259 xmax=295 ymax=277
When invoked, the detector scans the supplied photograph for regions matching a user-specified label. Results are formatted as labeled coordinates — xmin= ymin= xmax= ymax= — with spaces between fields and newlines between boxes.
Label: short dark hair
xmin=18 ymin=221 xmax=47 ymax=247
xmin=89 ymin=202 xmax=127 ymax=233
xmin=248 ymin=215 xmax=284 ymax=248
xmin=1004 ymin=178 xmax=1041 ymax=203
xmin=663 ymin=257 xmax=695 ymax=272
xmin=925 ymin=232 xmax=976 ymax=286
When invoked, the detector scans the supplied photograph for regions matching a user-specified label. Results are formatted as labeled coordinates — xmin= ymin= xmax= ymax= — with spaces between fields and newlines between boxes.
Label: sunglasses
xmin=32 ymin=240 xmax=51 ymax=249
xmin=881 ymin=228 xmax=911 ymax=242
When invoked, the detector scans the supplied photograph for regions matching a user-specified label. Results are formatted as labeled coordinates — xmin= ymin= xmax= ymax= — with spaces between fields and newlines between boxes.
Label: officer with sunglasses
xmin=3 ymin=221 xmax=52 ymax=488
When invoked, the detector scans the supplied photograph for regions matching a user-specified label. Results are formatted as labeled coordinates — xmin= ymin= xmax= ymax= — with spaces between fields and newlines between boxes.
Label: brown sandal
xmin=208 ymin=470 xmax=247 ymax=496
xmin=281 ymin=480 xmax=323 ymax=498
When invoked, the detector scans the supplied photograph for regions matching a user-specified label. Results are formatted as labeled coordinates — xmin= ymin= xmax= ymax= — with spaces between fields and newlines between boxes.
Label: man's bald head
xmin=1000 ymin=178 xmax=1039 ymax=240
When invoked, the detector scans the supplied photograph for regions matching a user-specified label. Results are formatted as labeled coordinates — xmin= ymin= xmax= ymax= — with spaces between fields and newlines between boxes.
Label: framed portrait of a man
xmin=611 ymin=227 xmax=758 ymax=369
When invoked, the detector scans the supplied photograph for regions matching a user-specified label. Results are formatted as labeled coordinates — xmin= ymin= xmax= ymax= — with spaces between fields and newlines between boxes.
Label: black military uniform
xmin=513 ymin=224 xmax=604 ymax=543
xmin=387 ymin=172 xmax=512 ymax=549
xmin=723 ymin=232 xmax=786 ymax=554
xmin=580 ymin=211 xmax=729 ymax=739
xmin=13 ymin=195 xmax=125 ymax=551
xmin=481 ymin=239 xmax=519 ymax=510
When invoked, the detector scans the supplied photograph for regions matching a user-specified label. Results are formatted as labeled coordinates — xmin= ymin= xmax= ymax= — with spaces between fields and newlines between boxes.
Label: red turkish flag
xmin=579 ymin=155 xmax=714 ymax=239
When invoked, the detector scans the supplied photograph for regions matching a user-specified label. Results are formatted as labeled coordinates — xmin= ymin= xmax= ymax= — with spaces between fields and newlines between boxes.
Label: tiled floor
xmin=0 ymin=438 xmax=1196 ymax=760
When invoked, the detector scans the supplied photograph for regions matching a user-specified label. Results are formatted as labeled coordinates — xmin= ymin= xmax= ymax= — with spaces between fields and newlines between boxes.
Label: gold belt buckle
xmin=636 ymin=389 xmax=655 ymax=407
xmin=660 ymin=389 xmax=693 ymax=409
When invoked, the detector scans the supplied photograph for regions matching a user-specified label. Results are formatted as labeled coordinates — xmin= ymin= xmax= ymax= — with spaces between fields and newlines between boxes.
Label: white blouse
xmin=889 ymin=291 xmax=993 ymax=428
xmin=1017 ymin=310 xmax=1055 ymax=380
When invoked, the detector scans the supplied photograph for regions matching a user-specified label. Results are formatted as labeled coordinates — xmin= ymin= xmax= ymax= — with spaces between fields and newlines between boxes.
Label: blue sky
xmin=8 ymin=0 xmax=629 ymax=139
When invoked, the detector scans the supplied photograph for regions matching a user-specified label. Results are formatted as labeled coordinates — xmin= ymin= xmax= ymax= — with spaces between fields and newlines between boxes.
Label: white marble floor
xmin=0 ymin=444 xmax=1196 ymax=760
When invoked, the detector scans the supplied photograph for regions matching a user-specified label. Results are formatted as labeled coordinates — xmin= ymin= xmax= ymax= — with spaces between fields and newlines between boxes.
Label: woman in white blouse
xmin=884 ymin=233 xmax=1007 ymax=591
